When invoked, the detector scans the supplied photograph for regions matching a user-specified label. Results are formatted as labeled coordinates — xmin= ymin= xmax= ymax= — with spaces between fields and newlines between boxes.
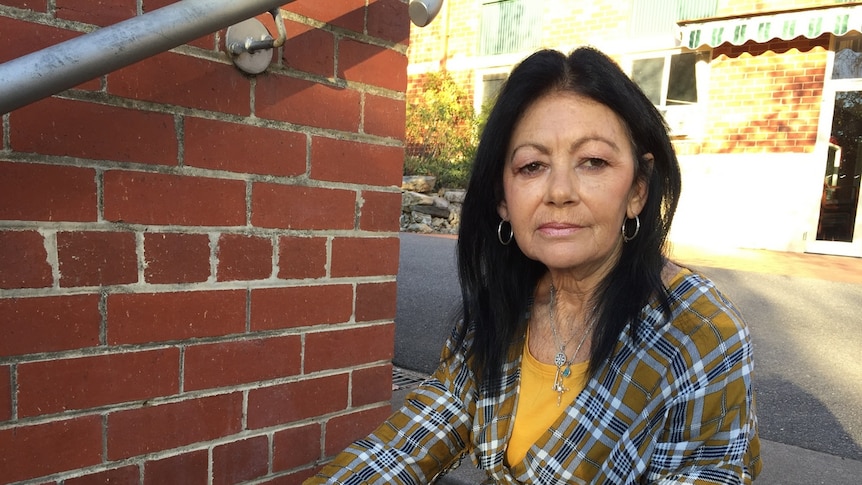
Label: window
xmin=479 ymin=0 xmax=542 ymax=56
xmin=630 ymin=51 xmax=709 ymax=137
xmin=481 ymin=73 xmax=507 ymax=107
xmin=630 ymin=0 xmax=718 ymax=38
xmin=833 ymin=35 xmax=862 ymax=80
xmin=632 ymin=51 xmax=702 ymax=107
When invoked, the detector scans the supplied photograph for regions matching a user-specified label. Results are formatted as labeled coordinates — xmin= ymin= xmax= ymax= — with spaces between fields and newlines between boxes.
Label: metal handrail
xmin=0 ymin=0 xmax=295 ymax=115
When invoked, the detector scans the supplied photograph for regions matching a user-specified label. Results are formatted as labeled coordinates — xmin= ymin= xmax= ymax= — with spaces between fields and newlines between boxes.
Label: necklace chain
xmin=548 ymin=282 xmax=594 ymax=406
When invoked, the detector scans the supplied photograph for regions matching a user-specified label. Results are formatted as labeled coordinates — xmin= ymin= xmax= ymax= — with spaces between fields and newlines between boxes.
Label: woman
xmin=306 ymin=47 xmax=761 ymax=484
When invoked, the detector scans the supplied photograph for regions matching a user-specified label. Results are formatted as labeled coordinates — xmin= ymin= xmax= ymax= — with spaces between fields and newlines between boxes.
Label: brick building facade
xmin=0 ymin=1 xmax=407 ymax=483
xmin=408 ymin=0 xmax=862 ymax=257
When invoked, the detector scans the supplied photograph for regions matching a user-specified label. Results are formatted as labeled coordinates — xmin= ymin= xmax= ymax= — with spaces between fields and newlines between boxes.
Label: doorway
xmin=808 ymin=44 xmax=862 ymax=257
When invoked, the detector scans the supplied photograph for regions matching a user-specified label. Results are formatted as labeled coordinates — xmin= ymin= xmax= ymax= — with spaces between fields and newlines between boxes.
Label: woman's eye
xmin=517 ymin=161 xmax=544 ymax=174
xmin=584 ymin=158 xmax=608 ymax=169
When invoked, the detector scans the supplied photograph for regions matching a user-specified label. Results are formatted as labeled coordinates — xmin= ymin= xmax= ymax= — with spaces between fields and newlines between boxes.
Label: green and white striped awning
xmin=679 ymin=5 xmax=862 ymax=49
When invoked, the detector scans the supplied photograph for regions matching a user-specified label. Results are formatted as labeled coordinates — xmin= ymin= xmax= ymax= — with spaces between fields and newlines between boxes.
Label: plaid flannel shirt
xmin=306 ymin=269 xmax=762 ymax=484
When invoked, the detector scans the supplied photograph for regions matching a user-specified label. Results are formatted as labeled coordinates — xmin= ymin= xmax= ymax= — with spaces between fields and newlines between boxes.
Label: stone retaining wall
xmin=401 ymin=176 xmax=464 ymax=234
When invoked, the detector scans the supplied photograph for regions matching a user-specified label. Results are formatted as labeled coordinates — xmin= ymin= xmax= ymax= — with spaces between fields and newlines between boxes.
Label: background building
xmin=409 ymin=0 xmax=862 ymax=257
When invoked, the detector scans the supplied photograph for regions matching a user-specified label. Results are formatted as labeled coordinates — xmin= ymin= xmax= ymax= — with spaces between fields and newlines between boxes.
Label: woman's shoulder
xmin=658 ymin=264 xmax=750 ymax=352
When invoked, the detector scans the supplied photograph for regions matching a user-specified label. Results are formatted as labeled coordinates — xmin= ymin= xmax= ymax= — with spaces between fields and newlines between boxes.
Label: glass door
xmin=807 ymin=38 xmax=862 ymax=257
xmin=808 ymin=87 xmax=862 ymax=256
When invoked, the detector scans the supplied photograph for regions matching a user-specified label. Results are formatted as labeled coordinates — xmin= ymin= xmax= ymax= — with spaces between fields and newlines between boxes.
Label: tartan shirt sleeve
xmin=304 ymin=323 xmax=478 ymax=485
xmin=641 ymin=272 xmax=762 ymax=484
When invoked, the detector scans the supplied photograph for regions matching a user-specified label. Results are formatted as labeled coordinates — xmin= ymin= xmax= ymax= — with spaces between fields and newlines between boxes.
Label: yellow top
xmin=506 ymin=330 xmax=589 ymax=466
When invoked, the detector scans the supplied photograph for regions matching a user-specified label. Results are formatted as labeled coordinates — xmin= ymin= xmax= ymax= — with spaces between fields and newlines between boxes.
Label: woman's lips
xmin=538 ymin=222 xmax=583 ymax=237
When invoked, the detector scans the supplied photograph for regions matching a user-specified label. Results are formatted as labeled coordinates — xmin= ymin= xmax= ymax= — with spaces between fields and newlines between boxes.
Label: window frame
xmin=626 ymin=49 xmax=711 ymax=138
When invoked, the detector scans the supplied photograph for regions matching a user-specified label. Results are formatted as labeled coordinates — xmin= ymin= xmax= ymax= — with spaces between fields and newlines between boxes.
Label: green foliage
xmin=404 ymin=71 xmax=478 ymax=190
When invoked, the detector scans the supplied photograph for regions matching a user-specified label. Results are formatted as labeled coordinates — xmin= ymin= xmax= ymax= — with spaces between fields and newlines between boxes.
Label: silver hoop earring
xmin=497 ymin=220 xmax=513 ymax=246
xmin=622 ymin=215 xmax=640 ymax=243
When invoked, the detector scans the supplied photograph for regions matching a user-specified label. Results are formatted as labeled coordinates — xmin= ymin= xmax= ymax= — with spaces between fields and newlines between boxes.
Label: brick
xmin=367 ymin=0 xmax=410 ymax=45
xmin=184 ymin=336 xmax=301 ymax=391
xmin=3 ymin=1 xmax=48 ymax=12
xmin=0 ymin=416 xmax=102 ymax=483
xmin=288 ymin=0 xmax=366 ymax=33
xmin=282 ymin=20 xmax=335 ymax=77
xmin=272 ymin=424 xmax=321 ymax=471
xmin=250 ymin=284 xmax=352 ymax=331
xmin=247 ymin=374 xmax=348 ymax=429
xmin=251 ymin=183 xmax=356 ymax=230
xmin=351 ymin=363 xmax=392 ymax=407
xmin=310 ymin=137 xmax=404 ymax=187
xmin=0 ymin=230 xmax=52 ymax=289
xmin=216 ymin=233 xmax=273 ymax=281
xmin=355 ymin=281 xmax=397 ymax=322
xmin=144 ymin=232 xmax=211 ymax=284
xmin=103 ymin=171 xmax=246 ymax=226
xmin=277 ymin=236 xmax=327 ymax=280
xmin=212 ymin=436 xmax=269 ymax=485
xmin=18 ymin=349 xmax=180 ymax=417
xmin=324 ymin=406 xmax=391 ymax=455
xmin=56 ymin=0 xmax=136 ymax=27
xmin=305 ymin=324 xmax=394 ymax=373
xmin=0 ymin=365 xmax=10 ymax=421
xmin=364 ymin=94 xmax=407 ymax=139
xmin=10 ymin=98 xmax=178 ymax=165
xmin=255 ymin=75 xmax=361 ymax=132
xmin=65 ymin=465 xmax=140 ymax=485
xmin=331 ymin=236 xmax=399 ymax=277
xmin=107 ymin=393 xmax=243 ymax=460
xmin=108 ymin=51 xmax=251 ymax=116
xmin=57 ymin=231 xmax=137 ymax=287
xmin=108 ymin=290 xmax=246 ymax=345
xmin=144 ymin=450 xmax=208 ymax=485
xmin=184 ymin=117 xmax=307 ymax=177
xmin=359 ymin=190 xmax=402 ymax=232
xmin=263 ymin=468 xmax=317 ymax=485
xmin=0 ymin=161 xmax=97 ymax=222
xmin=339 ymin=40 xmax=408 ymax=92
xmin=0 ymin=295 xmax=101 ymax=357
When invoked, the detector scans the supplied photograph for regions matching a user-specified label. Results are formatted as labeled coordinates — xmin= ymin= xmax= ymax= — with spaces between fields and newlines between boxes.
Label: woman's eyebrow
xmin=569 ymin=135 xmax=621 ymax=154
xmin=508 ymin=142 xmax=550 ymax=162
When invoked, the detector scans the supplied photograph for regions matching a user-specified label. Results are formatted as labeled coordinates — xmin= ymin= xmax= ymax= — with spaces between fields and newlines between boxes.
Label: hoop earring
xmin=497 ymin=220 xmax=513 ymax=246
xmin=622 ymin=215 xmax=640 ymax=243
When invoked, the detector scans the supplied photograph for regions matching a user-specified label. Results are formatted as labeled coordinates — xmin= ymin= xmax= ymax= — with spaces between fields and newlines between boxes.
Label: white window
xmin=629 ymin=50 xmax=709 ymax=137
xmin=479 ymin=0 xmax=542 ymax=56
xmin=473 ymin=68 xmax=510 ymax=114
xmin=632 ymin=51 xmax=702 ymax=107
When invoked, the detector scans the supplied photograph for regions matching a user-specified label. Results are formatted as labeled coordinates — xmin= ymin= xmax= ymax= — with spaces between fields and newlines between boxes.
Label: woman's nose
xmin=545 ymin=166 xmax=579 ymax=206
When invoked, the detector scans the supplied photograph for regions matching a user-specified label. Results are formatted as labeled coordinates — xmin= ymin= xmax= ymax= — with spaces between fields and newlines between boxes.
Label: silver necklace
xmin=548 ymin=282 xmax=595 ymax=406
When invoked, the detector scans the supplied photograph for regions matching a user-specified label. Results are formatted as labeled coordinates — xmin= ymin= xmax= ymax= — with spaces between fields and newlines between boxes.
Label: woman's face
xmin=498 ymin=91 xmax=649 ymax=278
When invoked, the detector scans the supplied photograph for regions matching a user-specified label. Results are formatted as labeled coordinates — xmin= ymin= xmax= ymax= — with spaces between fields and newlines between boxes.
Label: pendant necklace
xmin=548 ymin=282 xmax=595 ymax=406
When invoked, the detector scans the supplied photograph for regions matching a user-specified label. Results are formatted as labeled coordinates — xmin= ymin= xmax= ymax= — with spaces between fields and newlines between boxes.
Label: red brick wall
xmin=705 ymin=35 xmax=829 ymax=154
xmin=0 ymin=1 xmax=407 ymax=483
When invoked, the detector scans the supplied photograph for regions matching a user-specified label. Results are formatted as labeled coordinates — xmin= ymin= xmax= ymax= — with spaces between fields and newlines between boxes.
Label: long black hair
xmin=454 ymin=47 xmax=681 ymax=394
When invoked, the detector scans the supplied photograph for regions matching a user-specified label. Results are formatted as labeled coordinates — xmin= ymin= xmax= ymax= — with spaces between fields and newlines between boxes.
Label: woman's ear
xmin=627 ymin=153 xmax=653 ymax=218
xmin=497 ymin=199 xmax=509 ymax=221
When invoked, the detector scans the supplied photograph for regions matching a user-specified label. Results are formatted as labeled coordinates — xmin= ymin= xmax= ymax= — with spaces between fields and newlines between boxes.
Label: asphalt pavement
xmin=393 ymin=233 xmax=862 ymax=484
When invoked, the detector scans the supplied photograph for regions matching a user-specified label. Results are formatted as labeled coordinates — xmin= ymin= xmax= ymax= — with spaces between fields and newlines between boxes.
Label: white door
xmin=807 ymin=84 xmax=862 ymax=257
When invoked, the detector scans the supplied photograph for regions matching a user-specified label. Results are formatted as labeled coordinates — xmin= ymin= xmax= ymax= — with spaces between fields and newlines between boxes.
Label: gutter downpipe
xmin=0 ymin=0 xmax=294 ymax=115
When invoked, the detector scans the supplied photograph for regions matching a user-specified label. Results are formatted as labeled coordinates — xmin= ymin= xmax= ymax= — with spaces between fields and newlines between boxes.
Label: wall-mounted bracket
xmin=226 ymin=8 xmax=286 ymax=75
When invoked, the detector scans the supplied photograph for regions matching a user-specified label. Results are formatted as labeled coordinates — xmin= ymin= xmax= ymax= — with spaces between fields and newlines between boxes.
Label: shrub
xmin=405 ymin=71 xmax=478 ymax=190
